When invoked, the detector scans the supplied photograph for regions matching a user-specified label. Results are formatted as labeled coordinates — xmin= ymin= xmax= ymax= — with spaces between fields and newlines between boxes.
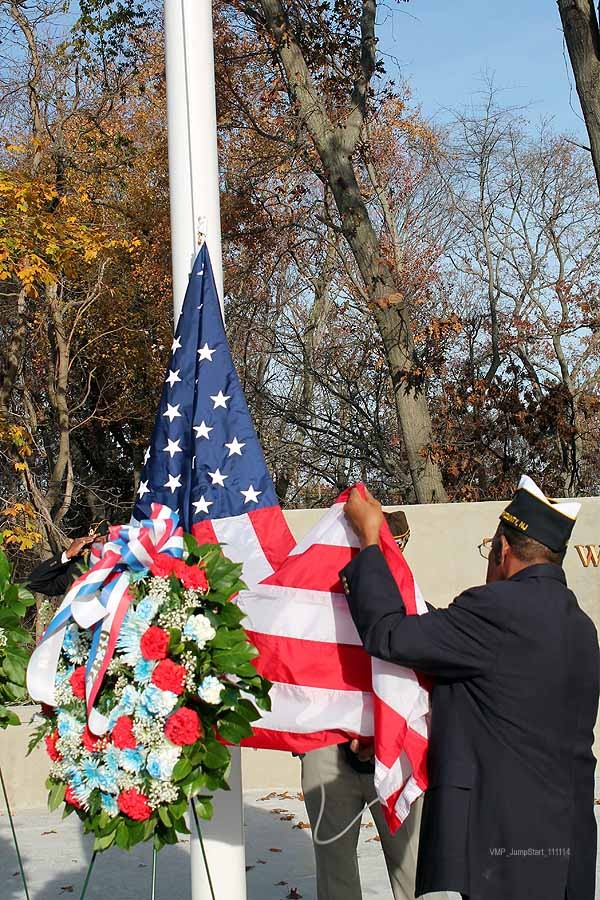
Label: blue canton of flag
xmin=133 ymin=244 xmax=279 ymax=531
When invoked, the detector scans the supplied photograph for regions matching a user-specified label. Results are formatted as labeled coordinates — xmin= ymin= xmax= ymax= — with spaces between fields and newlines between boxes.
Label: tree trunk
xmin=557 ymin=0 xmax=600 ymax=194
xmin=255 ymin=0 xmax=448 ymax=502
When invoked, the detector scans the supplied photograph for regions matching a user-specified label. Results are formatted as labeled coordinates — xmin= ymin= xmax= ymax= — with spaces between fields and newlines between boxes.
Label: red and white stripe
xmin=199 ymin=490 xmax=430 ymax=833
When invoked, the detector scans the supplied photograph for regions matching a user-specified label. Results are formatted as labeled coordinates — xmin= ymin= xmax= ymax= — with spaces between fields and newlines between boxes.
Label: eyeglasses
xmin=478 ymin=537 xmax=493 ymax=560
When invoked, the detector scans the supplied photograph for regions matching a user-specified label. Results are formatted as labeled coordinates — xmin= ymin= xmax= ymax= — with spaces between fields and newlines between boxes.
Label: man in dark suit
xmin=340 ymin=476 xmax=598 ymax=900
xmin=26 ymin=524 xmax=107 ymax=596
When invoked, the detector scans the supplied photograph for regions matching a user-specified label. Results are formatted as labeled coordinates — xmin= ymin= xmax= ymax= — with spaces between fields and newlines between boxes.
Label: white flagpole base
xmin=191 ymin=747 xmax=246 ymax=900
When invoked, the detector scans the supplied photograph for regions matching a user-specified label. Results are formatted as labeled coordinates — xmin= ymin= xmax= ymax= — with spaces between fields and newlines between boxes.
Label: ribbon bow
xmin=27 ymin=503 xmax=183 ymax=734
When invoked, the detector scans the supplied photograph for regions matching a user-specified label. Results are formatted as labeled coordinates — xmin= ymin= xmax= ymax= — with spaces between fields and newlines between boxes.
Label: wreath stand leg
xmin=79 ymin=850 xmax=97 ymax=900
xmin=191 ymin=800 xmax=217 ymax=900
xmin=0 ymin=766 xmax=30 ymax=900
xmin=151 ymin=846 xmax=158 ymax=900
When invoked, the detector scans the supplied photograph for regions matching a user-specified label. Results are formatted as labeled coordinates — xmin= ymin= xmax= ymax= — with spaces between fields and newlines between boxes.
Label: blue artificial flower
xmin=81 ymin=758 xmax=103 ymax=791
xmin=62 ymin=625 xmax=80 ymax=662
xmin=65 ymin=767 xmax=92 ymax=807
xmin=135 ymin=597 xmax=160 ymax=623
xmin=119 ymin=748 xmax=144 ymax=774
xmin=100 ymin=792 xmax=119 ymax=817
xmin=57 ymin=712 xmax=83 ymax=738
xmin=133 ymin=658 xmax=156 ymax=685
xmin=146 ymin=746 xmax=181 ymax=781
xmin=97 ymin=767 xmax=119 ymax=796
xmin=104 ymin=745 xmax=121 ymax=777
xmin=116 ymin=611 xmax=147 ymax=665
xmin=141 ymin=685 xmax=178 ymax=717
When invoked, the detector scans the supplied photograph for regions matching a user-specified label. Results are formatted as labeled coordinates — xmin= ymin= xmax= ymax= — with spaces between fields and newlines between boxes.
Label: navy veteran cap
xmin=500 ymin=475 xmax=580 ymax=552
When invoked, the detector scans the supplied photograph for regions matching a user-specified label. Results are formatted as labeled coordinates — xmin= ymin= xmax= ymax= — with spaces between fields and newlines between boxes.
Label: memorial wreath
xmin=29 ymin=508 xmax=271 ymax=852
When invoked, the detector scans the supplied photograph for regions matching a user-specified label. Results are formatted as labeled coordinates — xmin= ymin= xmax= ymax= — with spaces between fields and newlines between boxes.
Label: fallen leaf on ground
xmin=274 ymin=881 xmax=287 ymax=886
xmin=367 ymin=835 xmax=381 ymax=842
xmin=270 ymin=808 xmax=289 ymax=814
xmin=256 ymin=859 xmax=267 ymax=864
xmin=42 ymin=829 xmax=56 ymax=835
xmin=59 ymin=888 xmax=74 ymax=894
xmin=258 ymin=792 xmax=279 ymax=801
xmin=293 ymin=821 xmax=311 ymax=829
xmin=280 ymin=814 xmax=294 ymax=821
xmin=269 ymin=847 xmax=283 ymax=852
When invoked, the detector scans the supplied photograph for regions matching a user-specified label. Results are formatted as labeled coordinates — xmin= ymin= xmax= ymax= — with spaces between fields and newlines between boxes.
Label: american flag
xmin=132 ymin=244 xmax=295 ymax=576
xmin=134 ymin=245 xmax=429 ymax=831
xmin=239 ymin=489 xmax=430 ymax=831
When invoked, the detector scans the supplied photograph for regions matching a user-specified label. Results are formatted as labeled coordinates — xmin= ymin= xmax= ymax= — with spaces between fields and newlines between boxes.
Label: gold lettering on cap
xmin=575 ymin=545 xmax=600 ymax=568
xmin=500 ymin=511 xmax=529 ymax=532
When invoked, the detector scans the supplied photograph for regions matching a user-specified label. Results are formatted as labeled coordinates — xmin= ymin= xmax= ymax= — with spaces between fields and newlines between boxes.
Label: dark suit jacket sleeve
xmin=25 ymin=554 xmax=80 ymax=596
xmin=341 ymin=545 xmax=503 ymax=680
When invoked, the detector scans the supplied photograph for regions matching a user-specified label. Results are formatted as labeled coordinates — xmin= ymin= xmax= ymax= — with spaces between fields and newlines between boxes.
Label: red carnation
xmin=178 ymin=563 xmax=209 ymax=593
xmin=82 ymin=726 xmax=107 ymax=753
xmin=150 ymin=555 xmax=179 ymax=579
xmin=64 ymin=785 xmax=83 ymax=809
xmin=140 ymin=626 xmax=170 ymax=660
xmin=165 ymin=707 xmax=203 ymax=746
xmin=152 ymin=659 xmax=187 ymax=695
xmin=69 ymin=666 xmax=86 ymax=699
xmin=111 ymin=715 xmax=137 ymax=750
xmin=44 ymin=729 xmax=61 ymax=762
xmin=118 ymin=788 xmax=152 ymax=821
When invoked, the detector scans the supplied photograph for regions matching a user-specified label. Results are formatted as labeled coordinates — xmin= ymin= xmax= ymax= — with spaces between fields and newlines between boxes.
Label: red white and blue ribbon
xmin=27 ymin=503 xmax=183 ymax=734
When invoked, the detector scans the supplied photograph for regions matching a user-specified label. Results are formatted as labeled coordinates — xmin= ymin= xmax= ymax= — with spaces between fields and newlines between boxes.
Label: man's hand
xmin=65 ymin=535 xmax=95 ymax=560
xmin=344 ymin=487 xmax=383 ymax=548
xmin=349 ymin=738 xmax=375 ymax=762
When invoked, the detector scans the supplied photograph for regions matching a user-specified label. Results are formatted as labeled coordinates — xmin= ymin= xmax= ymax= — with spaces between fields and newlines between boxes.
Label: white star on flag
xmin=137 ymin=480 xmax=150 ymax=498
xmin=163 ymin=438 xmax=182 ymax=459
xmin=171 ymin=336 xmax=182 ymax=353
xmin=208 ymin=468 xmax=228 ymax=487
xmin=163 ymin=403 xmax=182 ymax=423
xmin=193 ymin=496 xmax=213 ymax=515
xmin=241 ymin=485 xmax=262 ymax=504
xmin=198 ymin=343 xmax=216 ymax=361
xmin=211 ymin=390 xmax=230 ymax=409
xmin=165 ymin=369 xmax=182 ymax=388
xmin=143 ymin=447 xmax=151 ymax=465
xmin=225 ymin=437 xmax=245 ymax=457
xmin=164 ymin=473 xmax=182 ymax=493
xmin=194 ymin=421 xmax=213 ymax=440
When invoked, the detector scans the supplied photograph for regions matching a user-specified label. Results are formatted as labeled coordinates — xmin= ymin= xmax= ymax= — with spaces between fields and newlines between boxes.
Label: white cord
xmin=312 ymin=782 xmax=380 ymax=845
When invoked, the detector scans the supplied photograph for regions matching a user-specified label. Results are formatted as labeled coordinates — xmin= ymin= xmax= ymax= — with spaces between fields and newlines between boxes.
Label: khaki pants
xmin=301 ymin=744 xmax=453 ymax=900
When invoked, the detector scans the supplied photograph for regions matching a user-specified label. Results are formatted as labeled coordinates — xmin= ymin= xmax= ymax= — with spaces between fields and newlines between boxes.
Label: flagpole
xmin=164 ymin=3 xmax=246 ymax=899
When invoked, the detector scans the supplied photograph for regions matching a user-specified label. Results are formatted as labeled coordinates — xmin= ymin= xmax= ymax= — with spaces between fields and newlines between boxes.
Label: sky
xmin=377 ymin=0 xmax=587 ymax=139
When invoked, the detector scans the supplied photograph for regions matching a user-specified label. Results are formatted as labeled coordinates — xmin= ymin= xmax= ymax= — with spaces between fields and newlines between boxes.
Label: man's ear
xmin=499 ymin=533 xmax=511 ymax=565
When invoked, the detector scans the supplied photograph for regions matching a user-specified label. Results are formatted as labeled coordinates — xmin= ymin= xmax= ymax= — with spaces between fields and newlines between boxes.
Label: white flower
xmin=183 ymin=614 xmax=216 ymax=649
xmin=117 ymin=771 xmax=144 ymax=791
xmin=140 ymin=685 xmax=178 ymax=717
xmin=198 ymin=675 xmax=223 ymax=705
xmin=148 ymin=780 xmax=179 ymax=809
xmin=147 ymin=744 xmax=181 ymax=781
xmin=133 ymin=715 xmax=165 ymax=750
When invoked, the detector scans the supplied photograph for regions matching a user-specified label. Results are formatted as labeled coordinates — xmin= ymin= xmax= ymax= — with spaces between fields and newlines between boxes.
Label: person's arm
xmin=341 ymin=544 xmax=503 ymax=680
xmin=25 ymin=536 xmax=94 ymax=596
